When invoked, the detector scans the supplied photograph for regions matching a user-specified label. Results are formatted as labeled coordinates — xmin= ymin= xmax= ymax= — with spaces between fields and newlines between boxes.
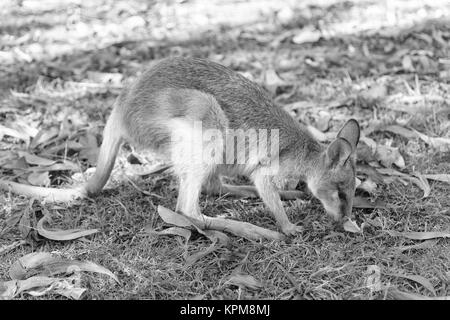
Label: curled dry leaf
xmin=353 ymin=196 xmax=386 ymax=209
xmin=126 ymin=163 xmax=171 ymax=176
xmin=0 ymin=275 xmax=86 ymax=300
xmin=412 ymin=129 xmax=450 ymax=151
xmin=184 ymin=241 xmax=218 ymax=267
xmin=27 ymin=171 xmax=50 ymax=186
xmin=37 ymin=214 xmax=98 ymax=241
xmin=387 ymin=273 xmax=435 ymax=295
xmin=18 ymin=151 xmax=56 ymax=166
xmin=357 ymin=178 xmax=377 ymax=194
xmin=394 ymin=239 xmax=439 ymax=253
xmin=385 ymin=230 xmax=450 ymax=240
xmin=388 ymin=287 xmax=449 ymax=300
xmin=343 ymin=219 xmax=362 ymax=234
xmin=157 ymin=206 xmax=284 ymax=241
xmin=423 ymin=174 xmax=450 ymax=184
xmin=9 ymin=251 xmax=119 ymax=283
xmin=226 ymin=273 xmax=263 ymax=290
xmin=262 ymin=68 xmax=286 ymax=95
xmin=145 ymin=226 xmax=192 ymax=242
xmin=377 ymin=168 xmax=430 ymax=198
xmin=375 ymin=145 xmax=405 ymax=169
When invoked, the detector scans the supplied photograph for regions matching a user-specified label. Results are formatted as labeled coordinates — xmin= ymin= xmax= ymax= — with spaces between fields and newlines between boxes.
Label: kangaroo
xmin=0 ymin=57 xmax=360 ymax=236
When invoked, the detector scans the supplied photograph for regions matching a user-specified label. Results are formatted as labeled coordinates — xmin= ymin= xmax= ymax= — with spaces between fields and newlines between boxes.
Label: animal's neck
xmin=279 ymin=134 xmax=324 ymax=182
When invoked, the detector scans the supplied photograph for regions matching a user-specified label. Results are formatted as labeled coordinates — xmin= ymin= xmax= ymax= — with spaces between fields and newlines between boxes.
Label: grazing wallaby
xmin=0 ymin=57 xmax=360 ymax=236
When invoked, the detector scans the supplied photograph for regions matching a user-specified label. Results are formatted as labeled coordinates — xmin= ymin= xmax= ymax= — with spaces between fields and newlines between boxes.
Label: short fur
xmin=2 ymin=57 xmax=361 ymax=235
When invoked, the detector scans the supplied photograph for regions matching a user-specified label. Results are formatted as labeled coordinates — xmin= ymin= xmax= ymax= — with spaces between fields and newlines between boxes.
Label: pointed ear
xmin=326 ymin=137 xmax=353 ymax=167
xmin=337 ymin=119 xmax=360 ymax=151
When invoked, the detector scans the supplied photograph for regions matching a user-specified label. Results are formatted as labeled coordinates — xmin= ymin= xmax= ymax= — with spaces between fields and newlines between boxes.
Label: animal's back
xmin=117 ymin=57 xmax=315 ymax=156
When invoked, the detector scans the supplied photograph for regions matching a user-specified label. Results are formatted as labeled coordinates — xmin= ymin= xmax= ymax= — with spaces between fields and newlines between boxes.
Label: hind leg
xmin=202 ymin=175 xmax=305 ymax=200
xmin=175 ymin=164 xmax=212 ymax=220
xmin=202 ymin=174 xmax=258 ymax=198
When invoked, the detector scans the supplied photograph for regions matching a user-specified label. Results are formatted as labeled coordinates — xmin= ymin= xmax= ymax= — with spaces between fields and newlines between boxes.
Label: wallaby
xmin=0 ymin=57 xmax=360 ymax=236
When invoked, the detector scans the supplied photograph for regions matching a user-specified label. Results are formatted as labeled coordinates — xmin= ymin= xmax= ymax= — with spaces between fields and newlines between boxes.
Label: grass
xmin=0 ymin=0 xmax=449 ymax=300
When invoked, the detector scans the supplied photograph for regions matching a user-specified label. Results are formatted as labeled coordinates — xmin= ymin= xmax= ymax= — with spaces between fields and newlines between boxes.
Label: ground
xmin=0 ymin=0 xmax=449 ymax=300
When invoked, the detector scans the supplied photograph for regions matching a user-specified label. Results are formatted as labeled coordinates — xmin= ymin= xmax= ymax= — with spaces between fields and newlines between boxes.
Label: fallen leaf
xmin=357 ymin=178 xmax=377 ymax=194
xmin=18 ymin=152 xmax=56 ymax=166
xmin=402 ymin=55 xmax=414 ymax=71
xmin=358 ymin=83 xmax=388 ymax=106
xmin=394 ymin=239 xmax=439 ymax=253
xmin=9 ymin=252 xmax=119 ymax=283
xmin=385 ymin=230 xmax=450 ymax=240
xmin=388 ymin=287 xmax=449 ymax=300
xmin=412 ymin=129 xmax=450 ymax=151
xmin=0 ymin=275 xmax=86 ymax=300
xmin=422 ymin=174 xmax=450 ymax=184
xmin=343 ymin=219 xmax=362 ymax=233
xmin=292 ymin=26 xmax=321 ymax=44
xmin=37 ymin=214 xmax=99 ymax=241
xmin=126 ymin=163 xmax=171 ymax=176
xmin=185 ymin=241 xmax=218 ymax=267
xmin=0 ymin=124 xmax=31 ymax=143
xmin=377 ymin=168 xmax=430 ymax=197
xmin=380 ymin=125 xmax=417 ymax=139
xmin=145 ymin=226 xmax=191 ymax=242
xmin=262 ymin=68 xmax=286 ymax=95
xmin=375 ymin=145 xmax=405 ymax=168
xmin=226 ymin=273 xmax=263 ymax=290
xmin=0 ymin=240 xmax=27 ymax=256
xmin=387 ymin=273 xmax=435 ymax=295
xmin=353 ymin=196 xmax=386 ymax=209
xmin=27 ymin=171 xmax=50 ymax=186
xmin=157 ymin=206 xmax=193 ymax=229
xmin=30 ymin=127 xmax=59 ymax=149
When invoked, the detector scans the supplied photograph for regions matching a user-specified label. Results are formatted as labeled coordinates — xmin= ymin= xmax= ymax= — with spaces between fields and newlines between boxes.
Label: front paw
xmin=281 ymin=223 xmax=304 ymax=236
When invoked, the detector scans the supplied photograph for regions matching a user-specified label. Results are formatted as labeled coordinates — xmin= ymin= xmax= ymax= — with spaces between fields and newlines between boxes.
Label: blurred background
xmin=1 ymin=0 xmax=450 ymax=300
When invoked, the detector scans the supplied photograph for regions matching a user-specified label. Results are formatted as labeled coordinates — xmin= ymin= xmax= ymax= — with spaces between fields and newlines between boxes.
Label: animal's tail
xmin=0 ymin=109 xmax=124 ymax=202
xmin=84 ymin=109 xmax=123 ymax=195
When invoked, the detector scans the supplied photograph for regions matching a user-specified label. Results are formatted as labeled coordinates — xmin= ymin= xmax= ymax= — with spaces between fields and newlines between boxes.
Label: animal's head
xmin=307 ymin=119 xmax=360 ymax=222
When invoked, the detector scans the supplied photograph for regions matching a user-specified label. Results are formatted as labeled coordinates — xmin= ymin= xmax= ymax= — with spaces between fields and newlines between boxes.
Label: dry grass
xmin=0 ymin=0 xmax=449 ymax=300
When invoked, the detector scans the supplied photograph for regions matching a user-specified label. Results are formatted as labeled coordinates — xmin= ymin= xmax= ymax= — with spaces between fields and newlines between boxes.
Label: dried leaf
xmin=358 ymin=83 xmax=388 ymax=105
xmin=353 ymin=196 xmax=386 ymax=209
xmin=387 ymin=273 xmax=435 ymax=295
xmin=145 ymin=226 xmax=191 ymax=242
xmin=381 ymin=125 xmax=417 ymax=139
xmin=9 ymin=252 xmax=119 ymax=283
xmin=37 ymin=214 xmax=98 ymax=241
xmin=157 ymin=206 xmax=193 ymax=229
xmin=0 ymin=276 xmax=86 ymax=300
xmin=0 ymin=124 xmax=31 ymax=143
xmin=394 ymin=239 xmax=439 ymax=253
xmin=343 ymin=219 xmax=362 ymax=233
xmin=292 ymin=26 xmax=321 ymax=44
xmin=357 ymin=178 xmax=377 ymax=194
xmin=385 ymin=230 xmax=450 ymax=240
xmin=423 ymin=174 xmax=450 ymax=184
xmin=377 ymin=168 xmax=430 ymax=197
xmin=18 ymin=152 xmax=56 ymax=166
xmin=27 ymin=171 xmax=50 ymax=186
xmin=30 ymin=128 xmax=59 ymax=149
xmin=185 ymin=241 xmax=218 ymax=267
xmin=375 ymin=145 xmax=405 ymax=168
xmin=226 ymin=273 xmax=263 ymax=290
xmin=262 ymin=69 xmax=285 ymax=95
xmin=412 ymin=129 xmax=450 ymax=151
xmin=126 ymin=163 xmax=170 ymax=176
xmin=388 ymin=287 xmax=449 ymax=300
xmin=0 ymin=240 xmax=27 ymax=256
